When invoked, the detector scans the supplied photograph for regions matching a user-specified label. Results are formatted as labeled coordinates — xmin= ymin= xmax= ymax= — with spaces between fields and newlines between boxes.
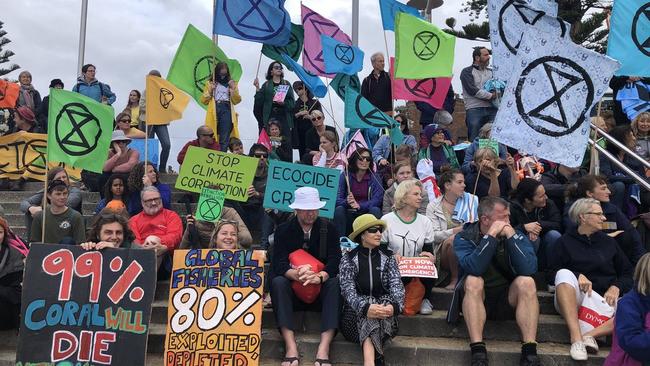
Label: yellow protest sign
xmin=0 ymin=131 xmax=81 ymax=181
xmin=146 ymin=75 xmax=191 ymax=125
xmin=165 ymin=249 xmax=264 ymax=366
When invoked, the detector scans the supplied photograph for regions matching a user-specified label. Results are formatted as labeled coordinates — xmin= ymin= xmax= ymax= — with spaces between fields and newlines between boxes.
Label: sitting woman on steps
xmin=339 ymin=214 xmax=405 ymax=366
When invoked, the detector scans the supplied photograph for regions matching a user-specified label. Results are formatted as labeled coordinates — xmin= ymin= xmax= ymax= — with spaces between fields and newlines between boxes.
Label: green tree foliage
xmin=0 ymin=21 xmax=19 ymax=77
xmin=444 ymin=0 xmax=612 ymax=53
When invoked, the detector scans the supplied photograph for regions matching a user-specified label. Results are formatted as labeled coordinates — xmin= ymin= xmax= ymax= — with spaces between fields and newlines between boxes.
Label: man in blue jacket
xmin=453 ymin=197 xmax=540 ymax=366
xmin=72 ymin=64 xmax=116 ymax=105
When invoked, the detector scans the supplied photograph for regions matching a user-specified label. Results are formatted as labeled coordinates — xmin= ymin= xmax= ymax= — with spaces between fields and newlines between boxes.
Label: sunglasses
xmin=358 ymin=155 xmax=372 ymax=162
xmin=295 ymin=86 xmax=304 ymax=91
xmin=200 ymin=133 xmax=215 ymax=138
xmin=254 ymin=153 xmax=268 ymax=158
xmin=311 ymin=116 xmax=323 ymax=121
xmin=273 ymin=65 xmax=283 ymax=70
xmin=366 ymin=226 xmax=384 ymax=234
xmin=119 ymin=119 xmax=130 ymax=123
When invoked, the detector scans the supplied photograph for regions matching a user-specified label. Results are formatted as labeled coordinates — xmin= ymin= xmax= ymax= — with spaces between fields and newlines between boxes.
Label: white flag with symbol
xmin=492 ymin=30 xmax=620 ymax=167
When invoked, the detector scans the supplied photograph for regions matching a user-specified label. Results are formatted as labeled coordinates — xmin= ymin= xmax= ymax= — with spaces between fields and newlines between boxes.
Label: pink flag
xmin=301 ymin=4 xmax=352 ymax=77
xmin=342 ymin=130 xmax=368 ymax=161
xmin=257 ymin=129 xmax=272 ymax=151
xmin=390 ymin=57 xmax=452 ymax=109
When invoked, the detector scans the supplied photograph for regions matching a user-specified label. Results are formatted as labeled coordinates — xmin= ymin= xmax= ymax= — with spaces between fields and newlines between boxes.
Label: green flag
xmin=394 ymin=12 xmax=455 ymax=79
xmin=47 ymin=89 xmax=114 ymax=173
xmin=167 ymin=24 xmax=242 ymax=109
xmin=262 ymin=23 xmax=304 ymax=64
xmin=344 ymin=86 xmax=404 ymax=145
xmin=329 ymin=73 xmax=360 ymax=101
xmin=195 ymin=187 xmax=225 ymax=222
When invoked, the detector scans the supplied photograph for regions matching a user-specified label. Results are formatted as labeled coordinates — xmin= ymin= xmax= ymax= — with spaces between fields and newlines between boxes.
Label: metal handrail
xmin=591 ymin=123 xmax=650 ymax=169
xmin=588 ymin=139 xmax=650 ymax=191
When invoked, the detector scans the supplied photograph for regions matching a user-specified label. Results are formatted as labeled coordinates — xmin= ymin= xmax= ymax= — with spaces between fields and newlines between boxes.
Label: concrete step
xmin=0 ymin=191 xmax=199 ymax=203
xmin=1 ymin=201 xmax=199 ymax=216
xmin=144 ymin=324 xmax=607 ymax=365
xmin=149 ymin=300 xmax=570 ymax=344
xmin=1 ymin=213 xmax=94 ymax=227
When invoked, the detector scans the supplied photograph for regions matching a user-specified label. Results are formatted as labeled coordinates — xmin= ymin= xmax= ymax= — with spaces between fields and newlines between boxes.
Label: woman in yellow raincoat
xmin=201 ymin=62 xmax=241 ymax=152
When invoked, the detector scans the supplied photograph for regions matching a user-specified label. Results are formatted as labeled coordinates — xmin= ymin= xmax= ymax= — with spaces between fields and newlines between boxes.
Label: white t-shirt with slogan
xmin=380 ymin=212 xmax=436 ymax=257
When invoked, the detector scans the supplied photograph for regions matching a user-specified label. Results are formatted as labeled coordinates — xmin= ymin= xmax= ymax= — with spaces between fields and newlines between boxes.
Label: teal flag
xmin=344 ymin=86 xmax=404 ymax=144
xmin=47 ymin=89 xmax=114 ymax=173
xmin=607 ymin=0 xmax=650 ymax=76
xmin=379 ymin=0 xmax=422 ymax=31
xmin=330 ymin=73 xmax=360 ymax=101
xmin=262 ymin=23 xmax=304 ymax=63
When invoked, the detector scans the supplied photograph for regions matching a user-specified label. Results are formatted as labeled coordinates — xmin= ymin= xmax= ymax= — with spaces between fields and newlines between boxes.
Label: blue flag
xmin=214 ymin=0 xmax=291 ymax=46
xmin=280 ymin=53 xmax=328 ymax=98
xmin=321 ymin=35 xmax=364 ymax=75
xmin=344 ymin=86 xmax=404 ymax=144
xmin=379 ymin=0 xmax=422 ymax=31
xmin=607 ymin=0 xmax=650 ymax=77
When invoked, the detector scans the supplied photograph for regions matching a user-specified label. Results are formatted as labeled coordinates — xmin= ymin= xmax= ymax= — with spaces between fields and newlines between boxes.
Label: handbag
xmin=578 ymin=291 xmax=615 ymax=334
xmin=402 ymin=278 xmax=425 ymax=316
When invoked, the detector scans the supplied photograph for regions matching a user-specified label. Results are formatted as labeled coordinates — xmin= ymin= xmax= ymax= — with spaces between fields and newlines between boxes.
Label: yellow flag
xmin=145 ymin=75 xmax=190 ymax=125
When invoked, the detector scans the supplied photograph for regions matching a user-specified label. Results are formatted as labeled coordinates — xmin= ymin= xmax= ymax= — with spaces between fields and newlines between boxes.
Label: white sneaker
xmin=582 ymin=336 xmax=599 ymax=354
xmin=570 ymin=342 xmax=588 ymax=361
xmin=419 ymin=299 xmax=433 ymax=315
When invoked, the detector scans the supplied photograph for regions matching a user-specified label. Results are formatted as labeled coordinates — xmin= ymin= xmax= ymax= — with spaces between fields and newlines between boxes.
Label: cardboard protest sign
xmin=0 ymin=131 xmax=81 ymax=182
xmin=398 ymin=257 xmax=438 ymax=278
xmin=16 ymin=243 xmax=156 ymax=366
xmin=264 ymin=160 xmax=340 ymax=218
xmin=165 ymin=249 xmax=264 ymax=366
xmin=175 ymin=146 xmax=258 ymax=200
xmin=195 ymin=187 xmax=226 ymax=222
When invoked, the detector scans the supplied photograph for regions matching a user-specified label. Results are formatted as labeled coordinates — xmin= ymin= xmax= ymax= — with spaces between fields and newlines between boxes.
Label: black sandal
xmin=281 ymin=356 xmax=299 ymax=366
xmin=314 ymin=358 xmax=332 ymax=366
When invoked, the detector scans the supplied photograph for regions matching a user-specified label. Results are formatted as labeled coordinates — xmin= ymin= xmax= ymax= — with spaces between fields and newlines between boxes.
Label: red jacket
xmin=129 ymin=208 xmax=183 ymax=252
xmin=177 ymin=139 xmax=220 ymax=165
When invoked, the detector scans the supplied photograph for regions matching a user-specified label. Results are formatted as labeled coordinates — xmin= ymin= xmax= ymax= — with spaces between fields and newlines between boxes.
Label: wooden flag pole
xmin=144 ymin=123 xmax=149 ymax=166
xmin=255 ymin=49 xmax=263 ymax=80
xmin=40 ymin=163 xmax=49 ymax=243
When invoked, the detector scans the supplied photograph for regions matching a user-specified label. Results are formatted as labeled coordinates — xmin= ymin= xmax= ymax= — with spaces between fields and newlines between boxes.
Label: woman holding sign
xmin=381 ymin=179 xmax=436 ymax=315
xmin=339 ymin=214 xmax=404 ymax=366
xmin=202 ymin=62 xmax=241 ymax=152
xmin=253 ymin=61 xmax=295 ymax=144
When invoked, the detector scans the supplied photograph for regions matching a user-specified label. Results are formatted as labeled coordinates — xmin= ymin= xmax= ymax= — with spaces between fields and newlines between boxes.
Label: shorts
xmin=553 ymin=269 xmax=586 ymax=313
xmin=484 ymin=284 xmax=515 ymax=321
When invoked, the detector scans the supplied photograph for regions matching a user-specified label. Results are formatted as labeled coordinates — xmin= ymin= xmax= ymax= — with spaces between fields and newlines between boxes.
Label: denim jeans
xmin=216 ymin=102 xmax=233 ymax=152
xmin=147 ymin=124 xmax=171 ymax=172
xmin=465 ymin=107 xmax=498 ymax=142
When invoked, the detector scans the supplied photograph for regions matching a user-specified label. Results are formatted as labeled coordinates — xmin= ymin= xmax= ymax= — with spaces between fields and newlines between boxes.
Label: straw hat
xmin=349 ymin=214 xmax=386 ymax=242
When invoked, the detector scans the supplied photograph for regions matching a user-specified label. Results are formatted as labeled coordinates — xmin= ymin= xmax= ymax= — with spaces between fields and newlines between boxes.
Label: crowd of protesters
xmin=0 ymin=46 xmax=649 ymax=366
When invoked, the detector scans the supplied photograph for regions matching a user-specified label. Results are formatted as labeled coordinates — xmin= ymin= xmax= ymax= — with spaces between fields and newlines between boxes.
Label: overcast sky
xmin=3 ymin=0 xmax=482 ymax=169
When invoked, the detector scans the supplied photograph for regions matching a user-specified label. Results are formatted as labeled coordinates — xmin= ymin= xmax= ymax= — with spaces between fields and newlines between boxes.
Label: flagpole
xmin=212 ymin=0 xmax=219 ymax=45
xmin=40 ymin=164 xmax=49 ymax=243
xmin=352 ymin=0 xmax=359 ymax=46
xmin=590 ymin=100 xmax=603 ymax=175
xmin=76 ymin=0 xmax=88 ymax=75
xmin=255 ymin=49 xmax=263 ymax=80
xmin=145 ymin=124 xmax=149 ymax=167
xmin=324 ymin=78 xmax=345 ymax=138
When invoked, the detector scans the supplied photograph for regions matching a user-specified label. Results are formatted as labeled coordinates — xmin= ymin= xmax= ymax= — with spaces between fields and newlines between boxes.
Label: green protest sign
xmin=167 ymin=24 xmax=242 ymax=109
xmin=175 ymin=146 xmax=258 ymax=201
xmin=263 ymin=160 xmax=340 ymax=218
xmin=195 ymin=187 xmax=226 ymax=222
xmin=47 ymin=89 xmax=114 ymax=173
xmin=478 ymin=139 xmax=499 ymax=156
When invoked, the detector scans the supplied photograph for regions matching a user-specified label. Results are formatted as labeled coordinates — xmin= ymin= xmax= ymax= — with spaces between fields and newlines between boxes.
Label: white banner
xmin=492 ymin=30 xmax=620 ymax=167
